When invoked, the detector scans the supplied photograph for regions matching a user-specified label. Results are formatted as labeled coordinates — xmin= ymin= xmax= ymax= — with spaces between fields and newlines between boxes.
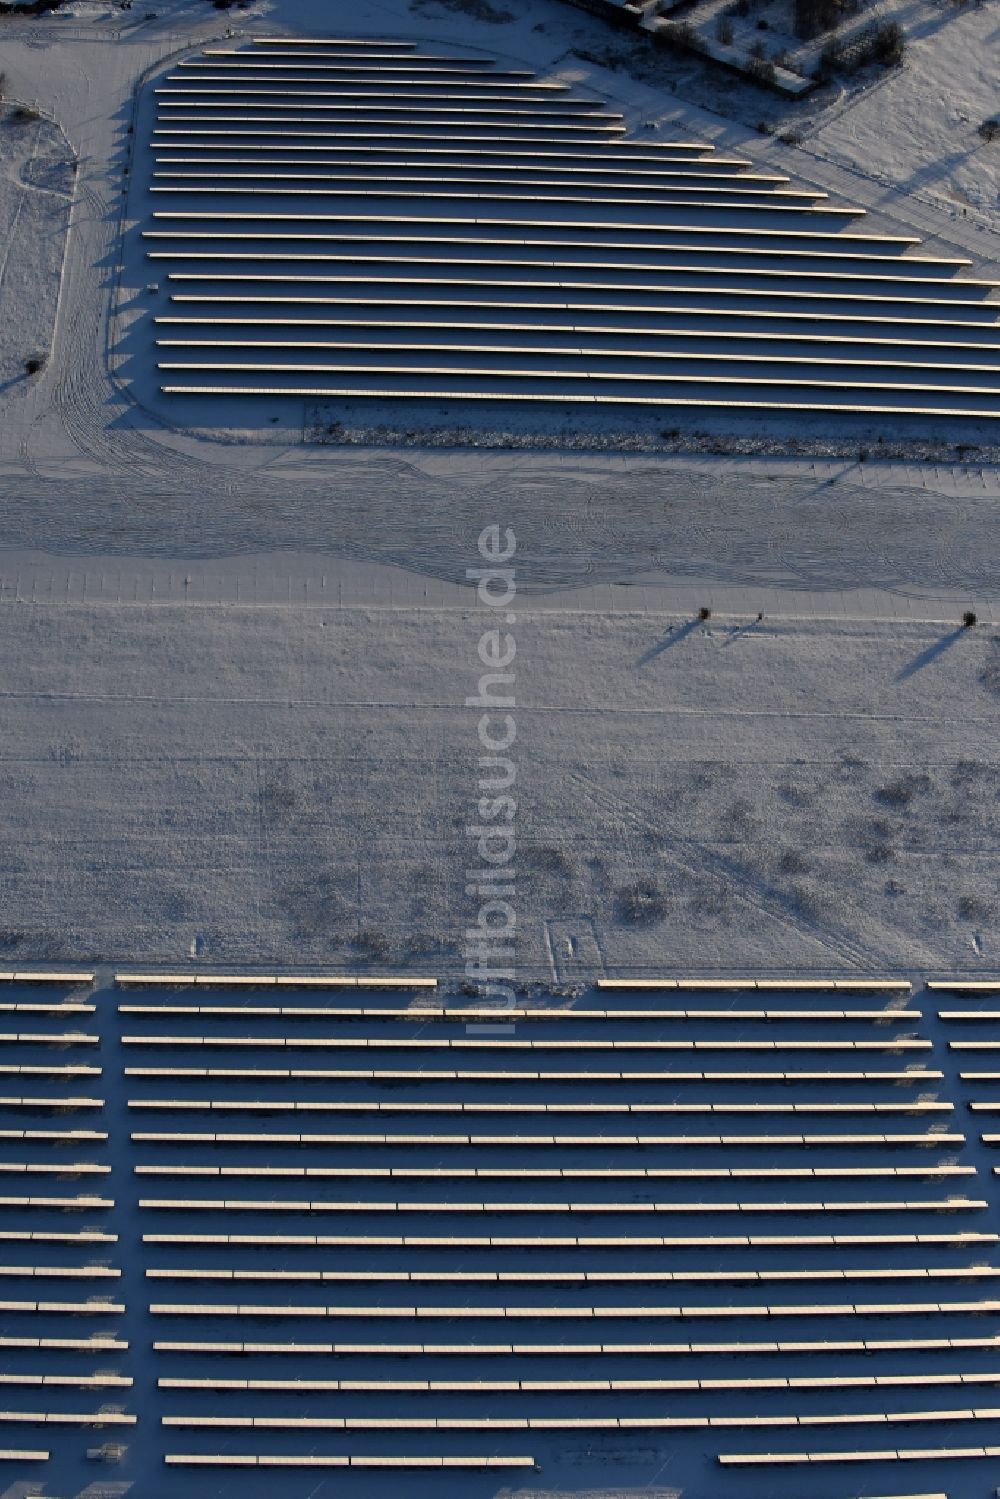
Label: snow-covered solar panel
xmin=136 ymin=39 xmax=999 ymax=421
xmin=5 ymin=957 xmax=1000 ymax=1494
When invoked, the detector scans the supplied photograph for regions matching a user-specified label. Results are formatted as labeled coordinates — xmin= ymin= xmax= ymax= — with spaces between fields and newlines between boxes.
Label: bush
xmin=658 ymin=19 xmax=698 ymax=51
xmin=794 ymin=0 xmax=846 ymax=38
xmin=746 ymin=53 xmax=777 ymax=85
xmin=778 ymin=129 xmax=803 ymax=144
xmin=614 ymin=880 xmax=669 ymax=928
xmin=24 ymin=356 xmax=43 ymax=375
xmin=820 ymin=20 xmax=905 ymax=76
xmin=963 ymin=610 xmax=978 ymax=628
xmin=876 ymin=774 xmax=929 ymax=812
xmin=817 ymin=39 xmax=842 ymax=75
xmin=870 ymin=20 xmax=905 ymax=63
xmin=978 ymin=118 xmax=1000 ymax=143
xmin=353 ymin=929 xmax=391 ymax=961
xmin=11 ymin=104 xmax=40 ymax=123
xmin=529 ymin=845 xmax=574 ymax=877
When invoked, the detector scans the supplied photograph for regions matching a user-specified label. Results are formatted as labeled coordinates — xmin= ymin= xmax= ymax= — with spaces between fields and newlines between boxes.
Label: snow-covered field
xmin=0 ymin=102 xmax=73 ymax=389
xmin=805 ymin=0 xmax=1000 ymax=229
xmin=0 ymin=597 xmax=996 ymax=976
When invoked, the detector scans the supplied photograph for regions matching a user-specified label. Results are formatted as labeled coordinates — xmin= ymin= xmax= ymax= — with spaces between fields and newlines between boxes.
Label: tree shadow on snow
xmin=895 ymin=625 xmax=965 ymax=682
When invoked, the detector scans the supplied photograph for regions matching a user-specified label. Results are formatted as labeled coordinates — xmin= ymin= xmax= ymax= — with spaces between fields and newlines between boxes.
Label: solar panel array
xmin=141 ymin=35 xmax=1000 ymax=421
xmin=3 ymin=969 xmax=1000 ymax=1496
xmin=0 ymin=971 xmax=129 ymax=1473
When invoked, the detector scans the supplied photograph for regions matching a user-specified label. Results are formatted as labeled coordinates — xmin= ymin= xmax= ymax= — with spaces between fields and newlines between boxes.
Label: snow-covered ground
xmin=804 ymin=0 xmax=999 ymax=228
xmin=0 ymin=594 xmax=996 ymax=977
xmin=0 ymin=101 xmax=73 ymax=390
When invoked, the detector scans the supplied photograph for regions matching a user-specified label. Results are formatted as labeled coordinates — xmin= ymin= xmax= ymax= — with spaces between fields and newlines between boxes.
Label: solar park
xmin=1 ymin=17 xmax=999 ymax=1499
xmin=141 ymin=36 xmax=1000 ymax=423
xmin=2 ymin=967 xmax=1000 ymax=1495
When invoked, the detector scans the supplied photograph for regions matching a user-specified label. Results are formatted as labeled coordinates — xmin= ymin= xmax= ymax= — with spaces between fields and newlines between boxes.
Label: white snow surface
xmin=0 ymin=103 xmax=73 ymax=388
xmin=0 ymin=596 xmax=997 ymax=977
xmin=806 ymin=0 xmax=1000 ymax=231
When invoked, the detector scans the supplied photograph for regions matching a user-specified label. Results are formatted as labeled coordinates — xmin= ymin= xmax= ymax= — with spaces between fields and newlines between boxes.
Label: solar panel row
xmin=141 ymin=37 xmax=1000 ymax=419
